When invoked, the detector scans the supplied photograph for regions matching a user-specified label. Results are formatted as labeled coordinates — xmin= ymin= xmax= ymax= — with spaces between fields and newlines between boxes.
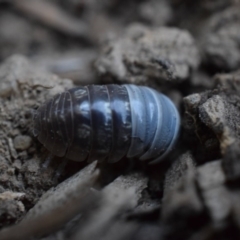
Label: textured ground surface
xmin=0 ymin=1 xmax=240 ymax=240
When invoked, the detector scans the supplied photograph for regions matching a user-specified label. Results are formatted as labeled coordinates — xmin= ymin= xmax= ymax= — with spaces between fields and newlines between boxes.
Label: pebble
xmin=13 ymin=135 xmax=32 ymax=150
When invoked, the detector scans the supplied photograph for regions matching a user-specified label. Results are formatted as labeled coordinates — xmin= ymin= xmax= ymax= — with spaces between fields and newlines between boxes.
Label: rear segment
xmin=124 ymin=85 xmax=180 ymax=163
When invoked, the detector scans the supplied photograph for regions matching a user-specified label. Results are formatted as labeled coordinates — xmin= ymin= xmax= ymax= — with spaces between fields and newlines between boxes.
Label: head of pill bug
xmin=32 ymin=85 xmax=180 ymax=164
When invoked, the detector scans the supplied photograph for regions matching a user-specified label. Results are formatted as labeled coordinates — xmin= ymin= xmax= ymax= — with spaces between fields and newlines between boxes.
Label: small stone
xmin=183 ymin=93 xmax=202 ymax=109
xmin=13 ymin=135 xmax=32 ymax=151
xmin=161 ymin=152 xmax=209 ymax=239
xmin=163 ymin=152 xmax=196 ymax=195
xmin=197 ymin=160 xmax=225 ymax=189
xmin=197 ymin=160 xmax=231 ymax=222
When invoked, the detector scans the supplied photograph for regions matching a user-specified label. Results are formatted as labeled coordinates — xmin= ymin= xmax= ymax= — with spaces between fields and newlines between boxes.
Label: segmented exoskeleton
xmin=33 ymin=85 xmax=180 ymax=164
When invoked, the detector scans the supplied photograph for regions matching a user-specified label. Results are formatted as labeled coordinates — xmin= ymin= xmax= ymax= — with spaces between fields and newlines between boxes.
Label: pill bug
xmin=33 ymin=85 xmax=180 ymax=164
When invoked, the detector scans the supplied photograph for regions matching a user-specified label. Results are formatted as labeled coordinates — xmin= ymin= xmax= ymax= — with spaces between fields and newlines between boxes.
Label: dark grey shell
xmin=33 ymin=85 xmax=180 ymax=164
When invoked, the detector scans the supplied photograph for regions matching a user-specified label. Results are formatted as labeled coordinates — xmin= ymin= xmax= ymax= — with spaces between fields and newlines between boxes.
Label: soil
xmin=0 ymin=1 xmax=240 ymax=240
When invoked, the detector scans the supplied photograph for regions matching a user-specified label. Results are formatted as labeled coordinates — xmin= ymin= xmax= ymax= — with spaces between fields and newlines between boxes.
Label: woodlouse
xmin=33 ymin=85 xmax=180 ymax=164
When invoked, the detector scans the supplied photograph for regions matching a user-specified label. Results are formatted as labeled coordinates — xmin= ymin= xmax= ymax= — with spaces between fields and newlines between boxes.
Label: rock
xmin=0 ymin=198 xmax=25 ymax=229
xmin=161 ymin=152 xmax=209 ymax=239
xmin=197 ymin=160 xmax=231 ymax=222
xmin=184 ymin=70 xmax=240 ymax=180
xmin=0 ymin=191 xmax=25 ymax=228
xmin=198 ymin=94 xmax=239 ymax=154
xmin=197 ymin=160 xmax=225 ymax=189
xmin=13 ymin=135 xmax=32 ymax=151
xmin=183 ymin=70 xmax=240 ymax=164
xmin=95 ymin=24 xmax=200 ymax=84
